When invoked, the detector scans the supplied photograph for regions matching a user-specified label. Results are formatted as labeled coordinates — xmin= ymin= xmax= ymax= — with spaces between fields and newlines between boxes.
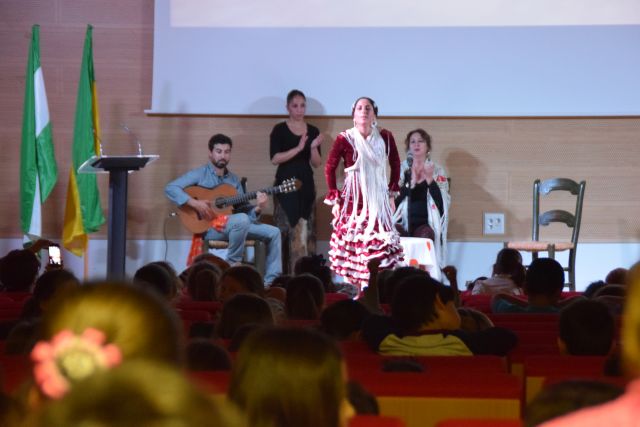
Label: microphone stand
xmin=404 ymin=158 xmax=412 ymax=236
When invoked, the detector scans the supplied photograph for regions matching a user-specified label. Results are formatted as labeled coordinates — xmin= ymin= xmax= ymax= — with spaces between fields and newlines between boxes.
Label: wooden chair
xmin=506 ymin=178 xmax=586 ymax=291
xmin=201 ymin=239 xmax=266 ymax=277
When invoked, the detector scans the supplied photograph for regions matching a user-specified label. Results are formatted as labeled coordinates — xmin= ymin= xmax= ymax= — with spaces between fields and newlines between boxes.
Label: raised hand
xmin=297 ymin=132 xmax=308 ymax=152
xmin=310 ymin=133 xmax=324 ymax=148
xmin=425 ymin=160 xmax=435 ymax=184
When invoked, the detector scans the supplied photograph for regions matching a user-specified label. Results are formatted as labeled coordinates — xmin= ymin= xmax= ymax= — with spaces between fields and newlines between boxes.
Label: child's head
xmin=559 ymin=299 xmax=615 ymax=355
xmin=229 ymin=327 xmax=353 ymax=427
xmin=40 ymin=283 xmax=183 ymax=365
xmin=320 ymin=300 xmax=371 ymax=340
xmin=32 ymin=283 xmax=184 ymax=401
xmin=457 ymin=307 xmax=494 ymax=332
xmin=391 ymin=276 xmax=459 ymax=334
xmin=133 ymin=263 xmax=177 ymax=300
xmin=621 ymin=262 xmax=640 ymax=376
xmin=524 ymin=379 xmax=624 ymax=427
xmin=0 ymin=249 xmax=40 ymax=292
xmin=21 ymin=269 xmax=79 ymax=319
xmin=217 ymin=294 xmax=274 ymax=339
xmin=382 ymin=267 xmax=429 ymax=304
xmin=32 ymin=360 xmax=242 ymax=427
xmin=187 ymin=261 xmax=222 ymax=301
xmin=492 ymin=248 xmax=526 ymax=287
xmin=524 ymin=258 xmax=565 ymax=300
xmin=605 ymin=267 xmax=628 ymax=285
xmin=219 ymin=265 xmax=264 ymax=302
xmin=294 ymin=254 xmax=335 ymax=293
xmin=186 ymin=339 xmax=232 ymax=371
xmin=192 ymin=253 xmax=231 ymax=272
xmin=285 ymin=273 xmax=326 ymax=320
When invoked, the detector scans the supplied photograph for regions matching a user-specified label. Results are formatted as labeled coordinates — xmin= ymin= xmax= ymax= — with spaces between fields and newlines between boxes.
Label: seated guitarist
xmin=165 ymin=133 xmax=282 ymax=285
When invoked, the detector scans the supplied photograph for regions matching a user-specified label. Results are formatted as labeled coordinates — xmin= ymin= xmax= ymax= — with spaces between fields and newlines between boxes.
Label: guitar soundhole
xmin=214 ymin=198 xmax=226 ymax=209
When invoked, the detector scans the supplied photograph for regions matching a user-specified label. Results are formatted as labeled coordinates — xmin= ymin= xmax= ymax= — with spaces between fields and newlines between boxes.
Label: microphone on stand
xmin=406 ymin=152 xmax=413 ymax=168
xmin=121 ymin=123 xmax=143 ymax=156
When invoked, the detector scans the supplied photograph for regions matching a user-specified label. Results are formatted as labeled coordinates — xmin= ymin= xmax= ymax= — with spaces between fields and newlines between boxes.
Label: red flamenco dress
xmin=324 ymin=126 xmax=404 ymax=290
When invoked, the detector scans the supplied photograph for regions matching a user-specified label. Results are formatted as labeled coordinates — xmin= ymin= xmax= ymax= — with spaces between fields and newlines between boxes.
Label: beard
xmin=213 ymin=160 xmax=228 ymax=169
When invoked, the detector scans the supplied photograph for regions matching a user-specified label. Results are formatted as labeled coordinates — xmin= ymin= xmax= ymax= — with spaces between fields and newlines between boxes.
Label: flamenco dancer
xmin=324 ymin=96 xmax=404 ymax=290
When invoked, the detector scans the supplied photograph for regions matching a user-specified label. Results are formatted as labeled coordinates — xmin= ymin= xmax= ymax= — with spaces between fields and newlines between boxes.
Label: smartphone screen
xmin=48 ymin=245 xmax=62 ymax=265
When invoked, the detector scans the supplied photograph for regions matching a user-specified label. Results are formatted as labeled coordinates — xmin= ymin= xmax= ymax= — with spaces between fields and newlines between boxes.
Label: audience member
xmin=492 ymin=258 xmax=577 ymax=313
xmin=526 ymin=380 xmax=624 ymax=427
xmin=19 ymin=269 xmax=80 ymax=319
xmin=30 ymin=282 xmax=183 ymax=402
xmin=285 ymin=273 xmax=325 ymax=320
xmin=605 ymin=267 xmax=628 ymax=285
xmin=457 ymin=307 xmax=494 ymax=333
xmin=186 ymin=260 xmax=222 ymax=301
xmin=133 ymin=263 xmax=177 ymax=301
xmin=219 ymin=265 xmax=265 ymax=302
xmin=192 ymin=252 xmax=231 ymax=272
xmin=29 ymin=360 xmax=242 ymax=427
xmin=149 ymin=260 xmax=184 ymax=296
xmin=558 ymin=299 xmax=615 ymax=356
xmin=583 ymin=280 xmax=607 ymax=298
xmin=540 ymin=262 xmax=640 ymax=426
xmin=227 ymin=323 xmax=265 ymax=352
xmin=294 ymin=254 xmax=336 ymax=293
xmin=0 ymin=249 xmax=40 ymax=293
xmin=217 ymin=294 xmax=274 ymax=339
xmin=363 ymin=275 xmax=517 ymax=355
xmin=228 ymin=327 xmax=354 ymax=427
xmin=320 ymin=299 xmax=371 ymax=340
xmin=4 ymin=269 xmax=80 ymax=354
xmin=471 ymin=248 xmax=526 ymax=296
xmin=186 ymin=338 xmax=232 ymax=371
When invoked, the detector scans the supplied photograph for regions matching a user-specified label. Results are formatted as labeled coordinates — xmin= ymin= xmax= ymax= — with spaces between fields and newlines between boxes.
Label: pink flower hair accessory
xmin=30 ymin=327 xmax=122 ymax=399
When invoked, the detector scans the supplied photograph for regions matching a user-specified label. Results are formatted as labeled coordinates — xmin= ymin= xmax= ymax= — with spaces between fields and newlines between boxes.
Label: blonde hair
xmin=622 ymin=262 xmax=640 ymax=375
xmin=32 ymin=360 xmax=243 ymax=427
xmin=40 ymin=282 xmax=183 ymax=365
xmin=229 ymin=327 xmax=345 ymax=427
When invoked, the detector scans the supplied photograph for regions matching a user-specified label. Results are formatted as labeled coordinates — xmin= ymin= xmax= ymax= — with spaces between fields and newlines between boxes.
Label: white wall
xmin=2 ymin=238 xmax=637 ymax=291
xmin=151 ymin=0 xmax=640 ymax=115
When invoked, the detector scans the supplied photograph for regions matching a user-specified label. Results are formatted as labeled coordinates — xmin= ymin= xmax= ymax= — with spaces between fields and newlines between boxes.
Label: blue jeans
xmin=204 ymin=213 xmax=282 ymax=284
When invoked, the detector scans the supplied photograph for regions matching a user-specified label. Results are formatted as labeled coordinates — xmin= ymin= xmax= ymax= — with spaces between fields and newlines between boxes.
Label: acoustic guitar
xmin=178 ymin=178 xmax=301 ymax=234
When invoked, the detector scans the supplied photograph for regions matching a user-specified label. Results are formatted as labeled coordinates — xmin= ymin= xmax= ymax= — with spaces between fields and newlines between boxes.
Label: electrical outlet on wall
xmin=483 ymin=212 xmax=505 ymax=235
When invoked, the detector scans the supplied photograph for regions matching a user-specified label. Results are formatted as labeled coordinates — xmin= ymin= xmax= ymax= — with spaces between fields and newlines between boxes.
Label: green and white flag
xmin=20 ymin=24 xmax=58 ymax=241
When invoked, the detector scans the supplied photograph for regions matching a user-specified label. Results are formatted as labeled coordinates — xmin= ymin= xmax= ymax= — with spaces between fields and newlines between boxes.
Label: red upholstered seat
xmin=0 ymin=354 xmax=31 ymax=393
xmin=174 ymin=300 xmax=222 ymax=317
xmin=325 ymin=292 xmax=350 ymax=307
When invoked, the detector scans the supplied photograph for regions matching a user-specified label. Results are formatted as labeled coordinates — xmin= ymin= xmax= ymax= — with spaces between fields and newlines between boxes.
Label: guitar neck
xmin=223 ymin=186 xmax=281 ymax=206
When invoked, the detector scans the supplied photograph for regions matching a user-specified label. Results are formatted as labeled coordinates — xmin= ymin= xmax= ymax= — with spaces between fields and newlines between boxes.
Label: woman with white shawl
xmin=393 ymin=128 xmax=450 ymax=270
xmin=324 ymin=97 xmax=404 ymax=290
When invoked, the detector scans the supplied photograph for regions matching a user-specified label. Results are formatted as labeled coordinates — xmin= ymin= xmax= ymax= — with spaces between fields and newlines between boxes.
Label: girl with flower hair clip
xmin=28 ymin=282 xmax=183 ymax=402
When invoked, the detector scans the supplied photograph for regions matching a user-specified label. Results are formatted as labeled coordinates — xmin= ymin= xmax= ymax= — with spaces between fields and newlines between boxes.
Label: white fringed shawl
xmin=339 ymin=126 xmax=396 ymax=241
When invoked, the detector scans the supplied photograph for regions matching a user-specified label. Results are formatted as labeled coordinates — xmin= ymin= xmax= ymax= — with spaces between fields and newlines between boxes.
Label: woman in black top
xmin=270 ymin=90 xmax=323 ymax=273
